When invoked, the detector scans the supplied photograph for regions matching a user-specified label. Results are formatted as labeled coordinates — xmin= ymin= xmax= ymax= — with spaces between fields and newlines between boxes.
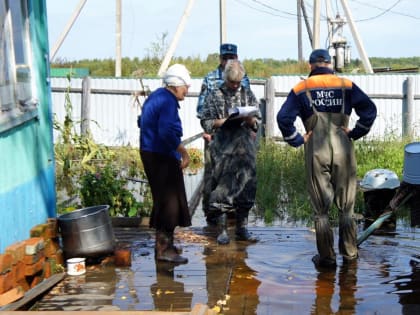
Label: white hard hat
xmin=162 ymin=64 xmax=191 ymax=87
xmin=359 ymin=168 xmax=400 ymax=191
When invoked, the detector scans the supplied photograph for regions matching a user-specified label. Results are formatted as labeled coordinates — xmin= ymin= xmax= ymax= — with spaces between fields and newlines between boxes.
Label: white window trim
xmin=0 ymin=0 xmax=38 ymax=134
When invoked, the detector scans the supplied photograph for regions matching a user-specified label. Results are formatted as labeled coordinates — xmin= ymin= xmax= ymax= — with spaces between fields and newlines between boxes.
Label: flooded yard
xmin=31 ymin=173 xmax=420 ymax=314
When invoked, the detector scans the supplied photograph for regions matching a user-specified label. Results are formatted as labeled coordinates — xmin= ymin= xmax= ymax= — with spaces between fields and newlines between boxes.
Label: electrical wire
xmin=232 ymin=0 xmax=295 ymax=19
xmin=350 ymin=0 xmax=420 ymax=21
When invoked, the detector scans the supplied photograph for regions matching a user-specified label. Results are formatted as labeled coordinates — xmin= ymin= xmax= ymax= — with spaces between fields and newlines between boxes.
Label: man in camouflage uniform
xmin=200 ymin=59 xmax=260 ymax=245
xmin=197 ymin=43 xmax=250 ymax=226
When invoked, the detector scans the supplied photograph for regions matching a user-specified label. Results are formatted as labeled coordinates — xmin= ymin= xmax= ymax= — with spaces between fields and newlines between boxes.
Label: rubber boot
xmin=216 ymin=213 xmax=230 ymax=245
xmin=155 ymin=231 xmax=188 ymax=264
xmin=235 ymin=215 xmax=258 ymax=242
xmin=167 ymin=233 xmax=183 ymax=254
xmin=314 ymin=215 xmax=336 ymax=267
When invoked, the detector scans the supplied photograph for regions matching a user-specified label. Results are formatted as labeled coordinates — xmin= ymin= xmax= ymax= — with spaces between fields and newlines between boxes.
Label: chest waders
xmin=209 ymin=87 xmax=258 ymax=245
xmin=303 ymin=80 xmax=358 ymax=262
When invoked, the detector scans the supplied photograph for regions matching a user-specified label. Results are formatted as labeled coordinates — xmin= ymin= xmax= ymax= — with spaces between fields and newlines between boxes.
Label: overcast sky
xmin=46 ymin=0 xmax=420 ymax=62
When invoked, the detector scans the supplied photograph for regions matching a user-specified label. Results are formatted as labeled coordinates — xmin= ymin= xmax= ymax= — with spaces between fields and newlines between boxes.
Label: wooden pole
xmin=220 ymin=0 xmax=226 ymax=44
xmin=403 ymin=76 xmax=414 ymax=138
xmin=297 ymin=0 xmax=303 ymax=61
xmin=157 ymin=0 xmax=196 ymax=76
xmin=312 ymin=0 xmax=321 ymax=49
xmin=340 ymin=0 xmax=373 ymax=73
xmin=115 ymin=0 xmax=122 ymax=77
xmin=50 ymin=0 xmax=87 ymax=61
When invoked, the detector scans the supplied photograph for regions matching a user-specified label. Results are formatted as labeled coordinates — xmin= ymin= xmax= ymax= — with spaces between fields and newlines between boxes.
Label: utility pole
xmin=301 ymin=0 xmax=313 ymax=47
xmin=158 ymin=0 xmax=195 ymax=76
xmin=339 ymin=0 xmax=373 ymax=73
xmin=297 ymin=0 xmax=303 ymax=61
xmin=312 ymin=0 xmax=321 ymax=49
xmin=115 ymin=0 xmax=122 ymax=77
xmin=220 ymin=0 xmax=226 ymax=44
xmin=309 ymin=0 xmax=373 ymax=73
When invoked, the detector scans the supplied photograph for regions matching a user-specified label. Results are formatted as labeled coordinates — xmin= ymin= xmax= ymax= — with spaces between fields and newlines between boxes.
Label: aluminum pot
xmin=58 ymin=205 xmax=116 ymax=258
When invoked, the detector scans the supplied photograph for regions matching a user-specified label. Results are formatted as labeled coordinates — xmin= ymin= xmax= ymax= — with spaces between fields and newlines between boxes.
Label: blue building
xmin=0 ymin=0 xmax=56 ymax=253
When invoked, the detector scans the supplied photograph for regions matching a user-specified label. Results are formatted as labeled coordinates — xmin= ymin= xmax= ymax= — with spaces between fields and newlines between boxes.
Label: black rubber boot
xmin=216 ymin=213 xmax=230 ymax=245
xmin=155 ymin=231 xmax=188 ymax=264
xmin=235 ymin=216 xmax=259 ymax=242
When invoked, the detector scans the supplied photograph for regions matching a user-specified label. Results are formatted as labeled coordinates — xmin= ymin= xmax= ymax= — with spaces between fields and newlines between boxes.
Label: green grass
xmin=255 ymin=137 xmax=415 ymax=226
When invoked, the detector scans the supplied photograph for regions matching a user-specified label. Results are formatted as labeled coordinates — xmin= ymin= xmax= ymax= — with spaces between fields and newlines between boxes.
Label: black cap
xmin=309 ymin=49 xmax=331 ymax=64
xmin=220 ymin=43 xmax=237 ymax=55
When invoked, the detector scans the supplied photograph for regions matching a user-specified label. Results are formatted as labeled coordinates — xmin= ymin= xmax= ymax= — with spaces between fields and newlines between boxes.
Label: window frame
xmin=0 ymin=0 xmax=38 ymax=134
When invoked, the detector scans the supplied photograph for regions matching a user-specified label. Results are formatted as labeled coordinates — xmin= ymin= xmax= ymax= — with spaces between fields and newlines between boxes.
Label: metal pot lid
xmin=360 ymin=168 xmax=400 ymax=190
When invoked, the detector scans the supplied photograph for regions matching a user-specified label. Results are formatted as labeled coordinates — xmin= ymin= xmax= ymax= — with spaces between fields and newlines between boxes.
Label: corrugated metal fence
xmin=51 ymin=74 xmax=420 ymax=148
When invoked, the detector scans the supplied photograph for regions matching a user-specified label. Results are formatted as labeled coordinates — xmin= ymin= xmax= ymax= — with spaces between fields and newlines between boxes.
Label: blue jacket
xmin=196 ymin=65 xmax=250 ymax=118
xmin=140 ymin=87 xmax=183 ymax=160
xmin=277 ymin=67 xmax=377 ymax=147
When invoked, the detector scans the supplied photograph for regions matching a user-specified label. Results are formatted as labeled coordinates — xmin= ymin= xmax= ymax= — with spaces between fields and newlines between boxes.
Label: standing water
xmin=32 ymin=172 xmax=420 ymax=314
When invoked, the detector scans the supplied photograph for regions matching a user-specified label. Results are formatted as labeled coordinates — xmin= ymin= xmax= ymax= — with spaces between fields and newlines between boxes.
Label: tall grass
xmin=255 ymin=137 xmax=415 ymax=226
xmin=255 ymin=140 xmax=309 ymax=224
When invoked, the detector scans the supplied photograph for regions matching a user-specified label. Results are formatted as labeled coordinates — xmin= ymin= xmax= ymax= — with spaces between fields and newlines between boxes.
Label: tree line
xmin=51 ymin=55 xmax=420 ymax=78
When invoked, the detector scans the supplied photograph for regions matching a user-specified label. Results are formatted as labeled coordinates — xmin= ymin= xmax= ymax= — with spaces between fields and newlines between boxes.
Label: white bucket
xmin=403 ymin=142 xmax=420 ymax=184
xmin=66 ymin=257 xmax=86 ymax=276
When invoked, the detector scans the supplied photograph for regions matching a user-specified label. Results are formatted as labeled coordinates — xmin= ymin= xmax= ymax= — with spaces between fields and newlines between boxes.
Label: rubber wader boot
xmin=235 ymin=216 xmax=259 ymax=242
xmin=155 ymin=231 xmax=188 ymax=264
xmin=217 ymin=213 xmax=230 ymax=245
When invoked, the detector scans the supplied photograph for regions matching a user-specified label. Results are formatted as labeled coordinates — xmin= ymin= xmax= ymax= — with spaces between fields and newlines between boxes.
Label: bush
xmin=79 ymin=162 xmax=143 ymax=217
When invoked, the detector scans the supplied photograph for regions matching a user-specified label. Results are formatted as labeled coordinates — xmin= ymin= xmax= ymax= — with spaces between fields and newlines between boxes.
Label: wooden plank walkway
xmin=1 ymin=303 xmax=214 ymax=314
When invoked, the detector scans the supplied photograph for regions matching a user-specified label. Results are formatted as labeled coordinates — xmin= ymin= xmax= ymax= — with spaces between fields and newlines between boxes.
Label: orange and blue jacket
xmin=277 ymin=67 xmax=377 ymax=147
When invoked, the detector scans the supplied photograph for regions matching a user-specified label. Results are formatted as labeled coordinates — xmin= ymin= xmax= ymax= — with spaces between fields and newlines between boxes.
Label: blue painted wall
xmin=0 ymin=0 xmax=56 ymax=253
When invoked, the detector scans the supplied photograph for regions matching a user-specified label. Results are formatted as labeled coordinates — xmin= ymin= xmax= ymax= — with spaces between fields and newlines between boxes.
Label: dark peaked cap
xmin=220 ymin=43 xmax=237 ymax=55
xmin=309 ymin=49 xmax=331 ymax=64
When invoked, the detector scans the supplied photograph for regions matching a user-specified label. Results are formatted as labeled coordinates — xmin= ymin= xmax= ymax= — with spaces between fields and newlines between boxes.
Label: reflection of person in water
xmin=312 ymin=262 xmax=357 ymax=314
xmin=394 ymin=259 xmax=420 ymax=314
xmin=203 ymin=241 xmax=260 ymax=313
xmin=150 ymin=261 xmax=193 ymax=311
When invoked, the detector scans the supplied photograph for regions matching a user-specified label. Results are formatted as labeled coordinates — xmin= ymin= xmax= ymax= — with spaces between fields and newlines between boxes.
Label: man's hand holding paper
xmin=227 ymin=106 xmax=259 ymax=120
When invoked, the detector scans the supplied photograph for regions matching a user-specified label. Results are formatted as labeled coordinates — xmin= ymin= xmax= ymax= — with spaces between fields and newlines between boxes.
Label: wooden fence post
xmin=81 ymin=76 xmax=91 ymax=136
xmin=265 ymin=77 xmax=276 ymax=138
xmin=402 ymin=76 xmax=414 ymax=139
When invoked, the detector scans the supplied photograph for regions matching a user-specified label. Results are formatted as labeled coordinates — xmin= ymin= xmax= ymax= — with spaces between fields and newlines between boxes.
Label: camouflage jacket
xmin=200 ymin=83 xmax=260 ymax=211
xmin=196 ymin=66 xmax=250 ymax=118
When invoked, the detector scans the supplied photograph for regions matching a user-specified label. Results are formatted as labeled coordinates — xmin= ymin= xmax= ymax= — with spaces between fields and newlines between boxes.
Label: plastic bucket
xmin=403 ymin=142 xmax=420 ymax=184
xmin=58 ymin=205 xmax=116 ymax=258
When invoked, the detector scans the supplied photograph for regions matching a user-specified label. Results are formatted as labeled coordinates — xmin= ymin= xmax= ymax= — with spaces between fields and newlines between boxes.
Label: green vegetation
xmin=53 ymin=75 xmax=203 ymax=216
xmin=51 ymin=33 xmax=418 ymax=77
xmin=53 ymin=76 xmax=149 ymax=217
xmin=51 ymin=55 xmax=419 ymax=78
xmin=255 ymin=136 xmax=414 ymax=226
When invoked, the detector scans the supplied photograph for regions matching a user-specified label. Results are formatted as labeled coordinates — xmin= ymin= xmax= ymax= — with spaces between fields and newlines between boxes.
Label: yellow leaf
xmin=212 ymin=305 xmax=221 ymax=313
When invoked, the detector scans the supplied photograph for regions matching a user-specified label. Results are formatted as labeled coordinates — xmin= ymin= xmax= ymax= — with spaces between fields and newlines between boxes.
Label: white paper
xmin=227 ymin=106 xmax=259 ymax=120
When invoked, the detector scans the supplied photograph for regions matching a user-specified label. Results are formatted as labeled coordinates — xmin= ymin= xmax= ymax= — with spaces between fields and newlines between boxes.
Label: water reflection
xmin=392 ymin=257 xmax=420 ymax=315
xmin=32 ymin=266 xmax=119 ymax=311
xmin=202 ymin=231 xmax=260 ymax=314
xmin=311 ymin=262 xmax=357 ymax=314
xmin=150 ymin=261 xmax=193 ymax=311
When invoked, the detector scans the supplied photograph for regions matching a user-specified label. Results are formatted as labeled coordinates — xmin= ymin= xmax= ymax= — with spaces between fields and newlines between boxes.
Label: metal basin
xmin=58 ymin=205 xmax=116 ymax=258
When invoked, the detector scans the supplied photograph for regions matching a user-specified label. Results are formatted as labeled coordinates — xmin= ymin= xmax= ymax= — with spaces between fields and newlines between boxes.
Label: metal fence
xmin=51 ymin=73 xmax=420 ymax=149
